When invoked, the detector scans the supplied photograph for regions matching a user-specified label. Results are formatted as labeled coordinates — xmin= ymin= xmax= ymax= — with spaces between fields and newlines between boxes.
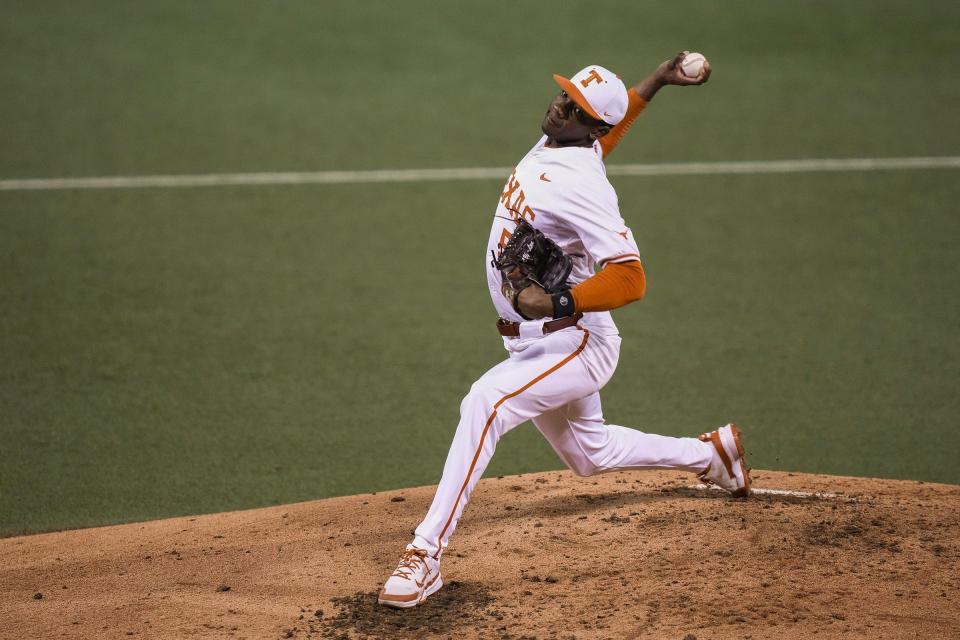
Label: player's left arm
xmin=570 ymin=260 xmax=646 ymax=310
xmin=516 ymin=260 xmax=646 ymax=318
xmin=599 ymin=51 xmax=712 ymax=158
xmin=516 ymin=193 xmax=647 ymax=319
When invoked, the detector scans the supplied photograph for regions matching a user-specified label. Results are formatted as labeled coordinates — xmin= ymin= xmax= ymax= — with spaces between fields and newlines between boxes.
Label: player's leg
xmin=413 ymin=328 xmax=595 ymax=557
xmin=532 ymin=393 xmax=714 ymax=477
xmin=532 ymin=331 xmax=750 ymax=493
xmin=379 ymin=328 xmax=596 ymax=607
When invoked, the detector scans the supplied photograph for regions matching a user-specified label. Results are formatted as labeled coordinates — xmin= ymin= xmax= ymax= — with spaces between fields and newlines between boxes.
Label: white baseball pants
xmin=412 ymin=326 xmax=714 ymax=559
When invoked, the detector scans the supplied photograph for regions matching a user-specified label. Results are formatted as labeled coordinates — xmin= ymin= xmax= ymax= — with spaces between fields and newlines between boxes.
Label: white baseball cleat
xmin=377 ymin=546 xmax=443 ymax=608
xmin=698 ymin=423 xmax=752 ymax=497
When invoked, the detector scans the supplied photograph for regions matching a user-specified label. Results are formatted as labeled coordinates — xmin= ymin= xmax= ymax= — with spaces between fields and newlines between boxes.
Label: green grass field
xmin=2 ymin=1 xmax=958 ymax=537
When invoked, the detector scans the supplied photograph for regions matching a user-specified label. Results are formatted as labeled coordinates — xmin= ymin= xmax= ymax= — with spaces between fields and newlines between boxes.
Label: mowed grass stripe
xmin=2 ymin=156 xmax=959 ymax=191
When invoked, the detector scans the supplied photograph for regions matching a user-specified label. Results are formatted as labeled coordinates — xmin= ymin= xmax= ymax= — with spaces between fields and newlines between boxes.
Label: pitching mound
xmin=2 ymin=470 xmax=958 ymax=639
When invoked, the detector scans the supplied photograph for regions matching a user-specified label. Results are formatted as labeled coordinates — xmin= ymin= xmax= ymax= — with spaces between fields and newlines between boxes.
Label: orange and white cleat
xmin=698 ymin=423 xmax=752 ymax=497
xmin=378 ymin=546 xmax=443 ymax=608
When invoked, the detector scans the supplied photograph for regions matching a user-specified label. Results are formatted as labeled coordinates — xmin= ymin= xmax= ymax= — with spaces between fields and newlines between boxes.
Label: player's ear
xmin=590 ymin=124 xmax=612 ymax=140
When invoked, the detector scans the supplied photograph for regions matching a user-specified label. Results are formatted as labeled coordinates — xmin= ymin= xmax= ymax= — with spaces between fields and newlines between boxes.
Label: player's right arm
xmin=599 ymin=51 xmax=711 ymax=158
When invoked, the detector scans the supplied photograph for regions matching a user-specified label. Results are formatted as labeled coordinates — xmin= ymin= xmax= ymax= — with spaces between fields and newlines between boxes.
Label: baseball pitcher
xmin=378 ymin=52 xmax=751 ymax=608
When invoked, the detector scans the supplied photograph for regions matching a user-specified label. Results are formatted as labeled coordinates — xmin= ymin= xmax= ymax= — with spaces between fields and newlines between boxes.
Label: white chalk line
xmin=1 ymin=156 xmax=959 ymax=191
xmin=691 ymin=484 xmax=856 ymax=501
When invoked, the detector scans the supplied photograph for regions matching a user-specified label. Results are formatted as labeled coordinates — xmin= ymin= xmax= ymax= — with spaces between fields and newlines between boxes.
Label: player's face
xmin=541 ymin=91 xmax=607 ymax=146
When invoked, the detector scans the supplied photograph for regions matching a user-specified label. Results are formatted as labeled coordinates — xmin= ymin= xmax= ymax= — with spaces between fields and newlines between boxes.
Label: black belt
xmin=496 ymin=313 xmax=583 ymax=337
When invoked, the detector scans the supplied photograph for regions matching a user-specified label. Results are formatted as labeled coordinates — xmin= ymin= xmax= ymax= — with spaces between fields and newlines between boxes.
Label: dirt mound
xmin=2 ymin=470 xmax=958 ymax=639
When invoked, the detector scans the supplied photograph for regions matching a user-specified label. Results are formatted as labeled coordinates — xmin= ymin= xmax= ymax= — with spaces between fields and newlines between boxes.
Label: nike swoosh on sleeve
xmin=539 ymin=173 xmax=551 ymax=182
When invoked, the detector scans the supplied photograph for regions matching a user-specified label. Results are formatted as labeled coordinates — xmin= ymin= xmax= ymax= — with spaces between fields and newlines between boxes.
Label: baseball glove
xmin=490 ymin=219 xmax=573 ymax=320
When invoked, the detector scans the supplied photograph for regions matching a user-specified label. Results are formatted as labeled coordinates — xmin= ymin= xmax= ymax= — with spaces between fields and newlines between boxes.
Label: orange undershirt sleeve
xmin=599 ymin=88 xmax=648 ymax=159
xmin=570 ymin=260 xmax=646 ymax=312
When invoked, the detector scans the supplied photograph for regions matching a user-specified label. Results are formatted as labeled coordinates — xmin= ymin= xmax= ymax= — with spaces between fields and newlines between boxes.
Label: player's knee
xmin=569 ymin=458 xmax=601 ymax=477
xmin=460 ymin=382 xmax=501 ymax=416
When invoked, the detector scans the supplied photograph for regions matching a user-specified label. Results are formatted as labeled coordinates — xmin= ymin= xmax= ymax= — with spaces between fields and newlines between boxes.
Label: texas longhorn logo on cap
xmin=552 ymin=65 xmax=628 ymax=126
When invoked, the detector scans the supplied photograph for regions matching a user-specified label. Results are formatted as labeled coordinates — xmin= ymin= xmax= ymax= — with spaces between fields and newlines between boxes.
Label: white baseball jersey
xmin=486 ymin=135 xmax=642 ymax=337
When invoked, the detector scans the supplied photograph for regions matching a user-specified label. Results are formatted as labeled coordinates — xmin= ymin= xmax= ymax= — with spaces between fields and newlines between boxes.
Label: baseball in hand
xmin=680 ymin=52 xmax=708 ymax=78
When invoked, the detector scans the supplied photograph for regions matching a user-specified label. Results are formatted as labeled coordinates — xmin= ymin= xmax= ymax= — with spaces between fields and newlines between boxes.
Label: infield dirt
xmin=2 ymin=470 xmax=958 ymax=639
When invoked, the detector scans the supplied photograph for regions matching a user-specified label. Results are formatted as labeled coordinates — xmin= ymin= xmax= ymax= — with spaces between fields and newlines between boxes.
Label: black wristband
xmin=551 ymin=289 xmax=576 ymax=318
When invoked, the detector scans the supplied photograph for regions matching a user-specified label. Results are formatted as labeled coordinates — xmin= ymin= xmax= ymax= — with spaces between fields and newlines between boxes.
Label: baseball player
xmin=378 ymin=52 xmax=751 ymax=609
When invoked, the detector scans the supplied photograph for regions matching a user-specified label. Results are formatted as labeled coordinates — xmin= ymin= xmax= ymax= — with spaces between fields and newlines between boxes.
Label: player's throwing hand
xmin=658 ymin=50 xmax=712 ymax=86
xmin=633 ymin=51 xmax=711 ymax=102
